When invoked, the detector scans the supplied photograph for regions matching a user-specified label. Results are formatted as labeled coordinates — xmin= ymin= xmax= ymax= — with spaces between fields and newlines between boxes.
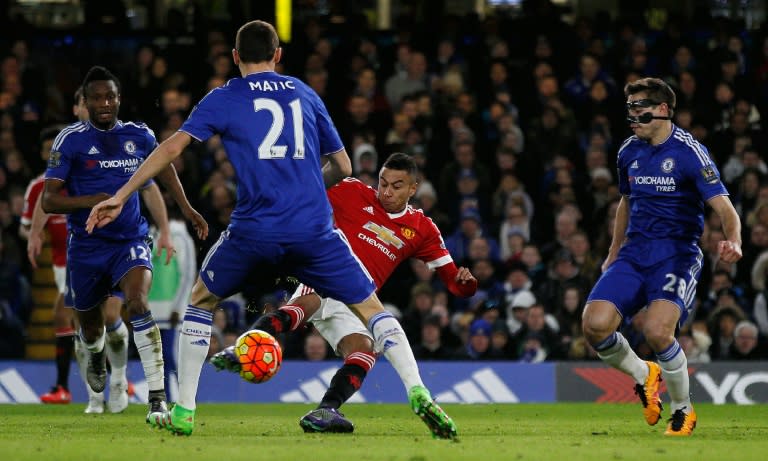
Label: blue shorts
xmin=200 ymin=228 xmax=376 ymax=305
xmin=586 ymin=238 xmax=703 ymax=326
xmin=66 ymin=235 xmax=152 ymax=311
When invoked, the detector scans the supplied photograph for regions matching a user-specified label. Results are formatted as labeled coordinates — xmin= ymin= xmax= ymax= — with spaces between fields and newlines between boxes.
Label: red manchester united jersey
xmin=22 ymin=175 xmax=68 ymax=266
xmin=328 ymin=178 xmax=453 ymax=289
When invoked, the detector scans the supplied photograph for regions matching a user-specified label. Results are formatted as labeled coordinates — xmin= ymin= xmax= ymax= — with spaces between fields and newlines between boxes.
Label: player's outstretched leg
xmin=634 ymin=361 xmax=663 ymax=425
xmin=298 ymin=351 xmax=373 ymax=433
xmin=664 ymin=406 xmax=697 ymax=436
xmin=299 ymin=407 xmax=354 ymax=433
xmin=408 ymin=385 xmax=457 ymax=439
xmin=209 ymin=345 xmax=240 ymax=372
xmin=366 ymin=311 xmax=456 ymax=439
xmin=210 ymin=303 xmax=307 ymax=373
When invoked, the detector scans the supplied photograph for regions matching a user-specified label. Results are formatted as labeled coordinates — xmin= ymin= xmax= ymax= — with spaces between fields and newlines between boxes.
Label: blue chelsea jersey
xmin=180 ymin=71 xmax=341 ymax=240
xmin=45 ymin=120 xmax=155 ymax=240
xmin=617 ymin=125 xmax=728 ymax=242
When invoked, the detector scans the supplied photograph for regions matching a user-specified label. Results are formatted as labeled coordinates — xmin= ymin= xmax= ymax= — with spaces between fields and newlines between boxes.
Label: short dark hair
xmin=382 ymin=152 xmax=418 ymax=177
xmin=624 ymin=77 xmax=676 ymax=115
xmin=235 ymin=20 xmax=279 ymax=64
xmin=82 ymin=66 xmax=121 ymax=94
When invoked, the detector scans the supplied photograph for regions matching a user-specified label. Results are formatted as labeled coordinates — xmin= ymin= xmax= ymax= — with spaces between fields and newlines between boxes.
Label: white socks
xmin=657 ymin=340 xmax=691 ymax=412
xmin=175 ymin=306 xmax=213 ymax=410
xmin=80 ymin=326 xmax=105 ymax=353
xmin=595 ymin=332 xmax=648 ymax=384
xmin=368 ymin=311 xmax=423 ymax=391
xmin=130 ymin=312 xmax=165 ymax=393
xmin=74 ymin=336 xmax=104 ymax=402
xmin=105 ymin=319 xmax=128 ymax=385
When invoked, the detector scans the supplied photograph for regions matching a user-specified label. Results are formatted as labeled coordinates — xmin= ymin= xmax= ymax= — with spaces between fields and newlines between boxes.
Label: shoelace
xmin=668 ymin=407 xmax=688 ymax=431
xmin=633 ymin=384 xmax=649 ymax=406
xmin=92 ymin=351 xmax=106 ymax=372
xmin=149 ymin=399 xmax=165 ymax=413
xmin=315 ymin=408 xmax=344 ymax=418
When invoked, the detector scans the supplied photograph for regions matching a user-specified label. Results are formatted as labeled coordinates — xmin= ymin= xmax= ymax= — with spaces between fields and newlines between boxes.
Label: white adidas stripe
xmin=434 ymin=367 xmax=519 ymax=403
xmin=673 ymin=128 xmax=710 ymax=166
xmin=52 ymin=122 xmax=87 ymax=151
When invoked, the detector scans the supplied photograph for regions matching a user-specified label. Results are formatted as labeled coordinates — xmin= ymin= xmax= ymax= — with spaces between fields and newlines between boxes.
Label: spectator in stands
xmin=505 ymin=289 xmax=535 ymax=336
xmin=438 ymin=139 xmax=492 ymax=217
xmin=0 ymin=227 xmax=28 ymax=357
xmin=384 ymin=50 xmax=429 ymax=110
xmin=303 ymin=330 xmax=333 ymax=361
xmin=401 ymin=282 xmax=436 ymax=345
xmin=708 ymin=304 xmax=747 ymax=360
xmin=554 ymin=285 xmax=585 ymax=349
xmin=512 ymin=303 xmax=563 ymax=361
xmin=444 ymin=209 xmax=500 ymax=265
xmin=728 ymin=320 xmax=766 ymax=360
xmin=456 ymin=318 xmax=493 ymax=360
xmin=413 ymin=314 xmax=455 ymax=360
xmin=498 ymin=201 xmax=531 ymax=256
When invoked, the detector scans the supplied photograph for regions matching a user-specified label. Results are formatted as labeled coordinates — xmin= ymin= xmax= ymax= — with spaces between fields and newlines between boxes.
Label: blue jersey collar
xmin=86 ymin=120 xmax=123 ymax=132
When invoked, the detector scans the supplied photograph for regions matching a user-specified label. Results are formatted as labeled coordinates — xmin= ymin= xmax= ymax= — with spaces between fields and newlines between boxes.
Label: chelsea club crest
xmin=661 ymin=158 xmax=675 ymax=173
xmin=123 ymin=140 xmax=136 ymax=154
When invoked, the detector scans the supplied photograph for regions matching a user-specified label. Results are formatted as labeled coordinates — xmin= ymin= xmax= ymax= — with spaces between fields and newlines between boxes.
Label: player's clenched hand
xmin=182 ymin=206 xmax=209 ymax=240
xmin=27 ymin=232 xmax=43 ymax=269
xmin=156 ymin=231 xmax=176 ymax=265
xmin=85 ymin=197 xmax=124 ymax=233
xmin=718 ymin=240 xmax=742 ymax=264
xmin=455 ymin=266 xmax=476 ymax=285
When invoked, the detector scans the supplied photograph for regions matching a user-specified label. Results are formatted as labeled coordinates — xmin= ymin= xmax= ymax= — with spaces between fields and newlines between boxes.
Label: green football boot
xmin=408 ymin=385 xmax=457 ymax=440
xmin=167 ymin=404 xmax=195 ymax=436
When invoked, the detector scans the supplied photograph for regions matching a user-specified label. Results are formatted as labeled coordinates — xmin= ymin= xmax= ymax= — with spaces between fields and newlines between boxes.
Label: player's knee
xmin=642 ymin=322 xmax=675 ymax=351
xmin=582 ymin=302 xmax=619 ymax=341
xmin=80 ymin=323 xmax=103 ymax=341
xmin=123 ymin=295 xmax=149 ymax=316
xmin=190 ymin=280 xmax=219 ymax=309
xmin=338 ymin=333 xmax=374 ymax=358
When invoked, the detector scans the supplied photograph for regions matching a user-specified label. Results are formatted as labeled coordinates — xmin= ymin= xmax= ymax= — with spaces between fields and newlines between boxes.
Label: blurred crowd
xmin=2 ymin=1 xmax=768 ymax=362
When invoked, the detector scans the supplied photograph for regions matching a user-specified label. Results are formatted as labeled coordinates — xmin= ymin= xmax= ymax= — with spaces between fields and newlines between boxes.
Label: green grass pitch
xmin=1 ymin=403 xmax=766 ymax=461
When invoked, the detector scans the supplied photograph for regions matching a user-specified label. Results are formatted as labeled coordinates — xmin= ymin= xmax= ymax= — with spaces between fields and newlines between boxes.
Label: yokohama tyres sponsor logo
xmin=561 ymin=363 xmax=768 ymax=403
xmin=571 ymin=367 xmax=675 ymax=402
xmin=631 ymin=176 xmax=676 ymax=185
xmin=98 ymin=158 xmax=139 ymax=169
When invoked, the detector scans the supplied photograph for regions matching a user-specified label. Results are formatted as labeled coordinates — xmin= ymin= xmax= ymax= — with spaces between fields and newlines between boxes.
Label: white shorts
xmin=53 ymin=265 xmax=66 ymax=294
xmin=291 ymin=284 xmax=374 ymax=355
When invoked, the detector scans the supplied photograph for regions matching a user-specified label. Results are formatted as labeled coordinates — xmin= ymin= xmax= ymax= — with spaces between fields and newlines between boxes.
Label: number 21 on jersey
xmin=254 ymin=98 xmax=305 ymax=160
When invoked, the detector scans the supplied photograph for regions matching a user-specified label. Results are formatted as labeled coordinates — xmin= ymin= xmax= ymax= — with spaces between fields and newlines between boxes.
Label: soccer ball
xmin=235 ymin=329 xmax=283 ymax=384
